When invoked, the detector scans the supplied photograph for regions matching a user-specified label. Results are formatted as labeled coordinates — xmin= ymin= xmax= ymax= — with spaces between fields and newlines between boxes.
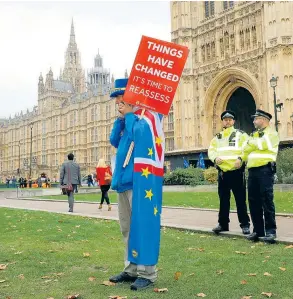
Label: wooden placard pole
xmin=123 ymin=109 xmax=145 ymax=168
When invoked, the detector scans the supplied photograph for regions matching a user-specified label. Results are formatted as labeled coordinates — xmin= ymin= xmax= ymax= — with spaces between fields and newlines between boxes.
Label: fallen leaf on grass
xmin=14 ymin=251 xmax=22 ymax=255
xmin=55 ymin=272 xmax=64 ymax=277
xmin=44 ymin=280 xmax=52 ymax=283
xmin=0 ymin=264 xmax=7 ymax=270
xmin=241 ymin=280 xmax=247 ymax=285
xmin=40 ymin=262 xmax=47 ymax=264
xmin=235 ymin=251 xmax=248 ymax=255
xmin=261 ymin=292 xmax=273 ymax=297
xmin=278 ymin=267 xmax=286 ymax=271
xmin=154 ymin=288 xmax=168 ymax=293
xmin=241 ymin=296 xmax=252 ymax=299
xmin=262 ymin=260 xmax=268 ymax=263
xmin=18 ymin=274 xmax=25 ymax=279
xmin=47 ymin=297 xmax=54 ymax=299
xmin=188 ymin=273 xmax=195 ymax=277
xmin=0 ymin=280 xmax=6 ymax=283
xmin=157 ymin=267 xmax=163 ymax=271
xmin=75 ymin=225 xmax=80 ymax=228
xmin=284 ymin=245 xmax=293 ymax=249
xmin=264 ymin=272 xmax=272 ymax=277
xmin=196 ymin=293 xmax=207 ymax=297
xmin=83 ymin=252 xmax=90 ymax=257
xmin=67 ymin=295 xmax=80 ymax=299
xmin=41 ymin=276 xmax=51 ymax=279
xmin=108 ymin=296 xmax=127 ymax=299
xmin=101 ymin=281 xmax=116 ymax=286
xmin=174 ymin=271 xmax=182 ymax=280
xmin=216 ymin=270 xmax=224 ymax=275
xmin=247 ymin=273 xmax=257 ymax=277
xmin=88 ymin=276 xmax=96 ymax=281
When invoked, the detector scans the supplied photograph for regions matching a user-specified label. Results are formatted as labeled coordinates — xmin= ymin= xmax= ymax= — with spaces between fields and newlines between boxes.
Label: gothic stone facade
xmin=166 ymin=1 xmax=293 ymax=169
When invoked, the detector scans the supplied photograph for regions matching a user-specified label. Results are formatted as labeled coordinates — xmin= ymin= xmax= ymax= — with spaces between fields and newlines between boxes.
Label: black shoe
xmin=109 ymin=272 xmax=137 ymax=283
xmin=242 ymin=227 xmax=250 ymax=235
xmin=68 ymin=209 xmax=73 ymax=213
xmin=246 ymin=232 xmax=259 ymax=242
xmin=212 ymin=224 xmax=229 ymax=234
xmin=259 ymin=234 xmax=277 ymax=244
xmin=130 ymin=278 xmax=153 ymax=291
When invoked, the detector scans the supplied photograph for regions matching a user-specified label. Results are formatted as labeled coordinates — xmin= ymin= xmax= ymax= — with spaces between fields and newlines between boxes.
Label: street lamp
xmin=270 ymin=75 xmax=278 ymax=132
xmin=18 ymin=141 xmax=21 ymax=175
xmin=29 ymin=123 xmax=34 ymax=178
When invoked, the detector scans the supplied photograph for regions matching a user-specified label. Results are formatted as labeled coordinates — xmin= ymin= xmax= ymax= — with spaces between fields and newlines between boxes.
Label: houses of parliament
xmin=1 ymin=1 xmax=293 ymax=178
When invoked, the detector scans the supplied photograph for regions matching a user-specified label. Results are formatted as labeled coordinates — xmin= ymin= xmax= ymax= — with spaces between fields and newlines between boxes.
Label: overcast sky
xmin=0 ymin=1 xmax=171 ymax=118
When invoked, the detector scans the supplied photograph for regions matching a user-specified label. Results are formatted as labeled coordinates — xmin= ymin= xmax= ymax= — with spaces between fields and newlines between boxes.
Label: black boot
xmin=241 ymin=226 xmax=250 ymax=235
xmin=109 ymin=272 xmax=136 ymax=283
xmin=259 ymin=234 xmax=277 ymax=244
xmin=246 ymin=232 xmax=259 ymax=242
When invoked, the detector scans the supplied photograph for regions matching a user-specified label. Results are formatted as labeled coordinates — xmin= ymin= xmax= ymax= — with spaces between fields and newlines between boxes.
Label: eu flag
xmin=197 ymin=152 xmax=206 ymax=169
xmin=183 ymin=157 xmax=189 ymax=168
xmin=128 ymin=109 xmax=164 ymax=266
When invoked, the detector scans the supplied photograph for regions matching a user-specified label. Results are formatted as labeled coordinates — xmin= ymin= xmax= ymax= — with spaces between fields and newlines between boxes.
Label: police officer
xmin=208 ymin=110 xmax=250 ymax=235
xmin=243 ymin=109 xmax=279 ymax=243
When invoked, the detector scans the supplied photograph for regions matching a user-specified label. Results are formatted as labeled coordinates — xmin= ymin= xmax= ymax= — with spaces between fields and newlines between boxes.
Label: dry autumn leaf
xmin=18 ymin=274 xmax=25 ymax=279
xmin=174 ymin=271 xmax=182 ymax=281
xmin=108 ymin=296 xmax=127 ymax=299
xmin=216 ymin=270 xmax=224 ymax=275
xmin=101 ymin=281 xmax=116 ymax=286
xmin=241 ymin=280 xmax=248 ymax=285
xmin=83 ymin=252 xmax=90 ymax=257
xmin=235 ymin=251 xmax=248 ymax=255
xmin=88 ymin=276 xmax=96 ymax=281
xmin=154 ymin=288 xmax=168 ymax=293
xmin=264 ymin=272 xmax=272 ymax=277
xmin=0 ymin=264 xmax=7 ymax=270
xmin=261 ymin=292 xmax=273 ymax=298
xmin=284 ymin=245 xmax=293 ymax=249
xmin=188 ymin=273 xmax=195 ymax=277
xmin=0 ymin=280 xmax=6 ymax=283
xmin=47 ymin=297 xmax=54 ymax=299
xmin=41 ymin=276 xmax=51 ymax=279
xmin=247 ymin=273 xmax=257 ymax=277
xmin=67 ymin=294 xmax=80 ymax=299
xmin=279 ymin=267 xmax=286 ymax=271
xmin=241 ymin=296 xmax=252 ymax=299
xmin=196 ymin=293 xmax=207 ymax=297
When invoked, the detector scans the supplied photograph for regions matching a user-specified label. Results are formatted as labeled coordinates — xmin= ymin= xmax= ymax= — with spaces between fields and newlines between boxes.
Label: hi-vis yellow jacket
xmin=243 ymin=126 xmax=279 ymax=169
xmin=208 ymin=126 xmax=249 ymax=172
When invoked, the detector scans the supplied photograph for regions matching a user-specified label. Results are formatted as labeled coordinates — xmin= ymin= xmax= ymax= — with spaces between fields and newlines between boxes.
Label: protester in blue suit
xmin=108 ymin=78 xmax=164 ymax=291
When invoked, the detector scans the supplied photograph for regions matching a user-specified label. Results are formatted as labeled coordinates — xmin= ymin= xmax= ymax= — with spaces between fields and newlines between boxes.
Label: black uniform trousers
xmin=248 ymin=165 xmax=277 ymax=237
xmin=218 ymin=168 xmax=250 ymax=229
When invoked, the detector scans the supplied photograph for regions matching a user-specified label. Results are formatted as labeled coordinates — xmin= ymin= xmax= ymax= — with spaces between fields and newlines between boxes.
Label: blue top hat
xmin=110 ymin=78 xmax=128 ymax=98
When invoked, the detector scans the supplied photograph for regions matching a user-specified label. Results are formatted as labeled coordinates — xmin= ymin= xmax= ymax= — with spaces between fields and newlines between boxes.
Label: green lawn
xmin=1 ymin=208 xmax=293 ymax=299
xmin=37 ymin=191 xmax=293 ymax=214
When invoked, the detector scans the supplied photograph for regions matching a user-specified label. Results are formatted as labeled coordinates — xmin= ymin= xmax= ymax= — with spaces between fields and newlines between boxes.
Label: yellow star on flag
xmin=141 ymin=167 xmax=151 ymax=178
xmin=154 ymin=206 xmax=158 ymax=216
xmin=145 ymin=189 xmax=153 ymax=201
xmin=155 ymin=136 xmax=162 ymax=146
xmin=148 ymin=148 xmax=153 ymax=157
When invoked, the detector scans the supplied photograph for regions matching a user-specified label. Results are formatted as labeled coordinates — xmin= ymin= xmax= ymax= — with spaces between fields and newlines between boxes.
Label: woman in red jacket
xmin=96 ymin=158 xmax=112 ymax=211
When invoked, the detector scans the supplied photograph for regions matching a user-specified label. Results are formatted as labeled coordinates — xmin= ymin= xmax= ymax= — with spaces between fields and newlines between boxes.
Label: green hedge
xmin=276 ymin=148 xmax=293 ymax=183
xmin=164 ymin=167 xmax=206 ymax=186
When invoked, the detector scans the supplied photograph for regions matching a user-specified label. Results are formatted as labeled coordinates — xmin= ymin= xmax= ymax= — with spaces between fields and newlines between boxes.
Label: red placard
xmin=123 ymin=35 xmax=189 ymax=115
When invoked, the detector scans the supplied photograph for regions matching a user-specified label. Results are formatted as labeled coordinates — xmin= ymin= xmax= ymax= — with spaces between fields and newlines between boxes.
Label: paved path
xmin=1 ymin=192 xmax=293 ymax=243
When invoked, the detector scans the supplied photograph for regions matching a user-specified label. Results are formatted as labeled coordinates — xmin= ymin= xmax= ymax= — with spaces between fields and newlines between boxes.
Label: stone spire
xmin=62 ymin=19 xmax=85 ymax=93
xmin=70 ymin=18 xmax=76 ymax=45
xmin=38 ymin=72 xmax=45 ymax=94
